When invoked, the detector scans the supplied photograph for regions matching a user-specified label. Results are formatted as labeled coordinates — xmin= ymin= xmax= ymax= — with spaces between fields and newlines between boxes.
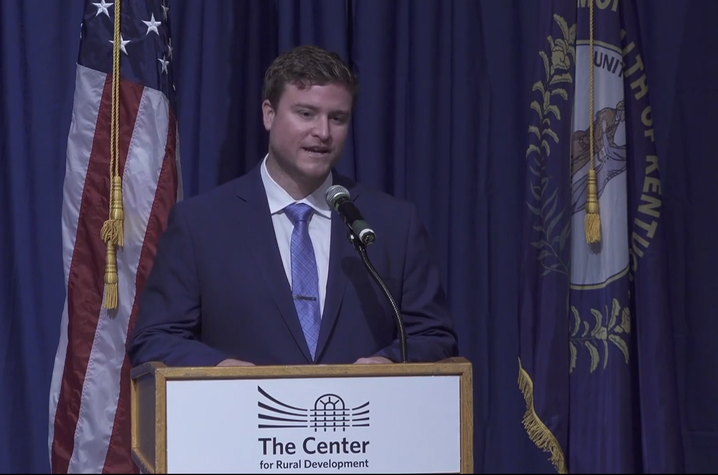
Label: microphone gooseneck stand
xmin=348 ymin=233 xmax=408 ymax=363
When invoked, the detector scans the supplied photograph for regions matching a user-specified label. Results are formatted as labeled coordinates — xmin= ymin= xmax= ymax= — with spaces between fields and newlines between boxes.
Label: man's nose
xmin=312 ymin=116 xmax=330 ymax=141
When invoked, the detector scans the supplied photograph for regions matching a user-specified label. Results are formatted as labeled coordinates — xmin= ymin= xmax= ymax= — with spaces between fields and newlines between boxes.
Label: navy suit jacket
xmin=127 ymin=164 xmax=458 ymax=367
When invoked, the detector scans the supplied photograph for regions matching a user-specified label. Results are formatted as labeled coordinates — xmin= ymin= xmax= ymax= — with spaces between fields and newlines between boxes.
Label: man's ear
xmin=262 ymin=100 xmax=274 ymax=131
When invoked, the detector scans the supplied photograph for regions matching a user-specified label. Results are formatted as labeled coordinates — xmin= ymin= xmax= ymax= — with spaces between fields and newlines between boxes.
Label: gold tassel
xmin=101 ymin=176 xmax=125 ymax=247
xmin=584 ymin=169 xmax=601 ymax=243
xmin=101 ymin=0 xmax=123 ymax=310
xmin=103 ymin=241 xmax=119 ymax=309
xmin=584 ymin=0 xmax=601 ymax=245
xmin=101 ymin=176 xmax=123 ymax=309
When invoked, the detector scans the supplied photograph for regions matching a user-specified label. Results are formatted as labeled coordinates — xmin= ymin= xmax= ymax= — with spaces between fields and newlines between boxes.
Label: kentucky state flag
xmin=519 ymin=0 xmax=683 ymax=472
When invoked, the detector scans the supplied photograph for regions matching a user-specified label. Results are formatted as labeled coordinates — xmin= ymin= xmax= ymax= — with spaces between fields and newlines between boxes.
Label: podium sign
xmin=131 ymin=358 xmax=473 ymax=474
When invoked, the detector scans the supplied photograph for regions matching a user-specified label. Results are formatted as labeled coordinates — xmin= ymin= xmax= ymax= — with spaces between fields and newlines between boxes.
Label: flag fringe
xmin=518 ymin=359 xmax=568 ymax=474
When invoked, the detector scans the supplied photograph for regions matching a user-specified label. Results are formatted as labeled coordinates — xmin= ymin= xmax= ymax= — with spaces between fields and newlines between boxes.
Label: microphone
xmin=324 ymin=185 xmax=408 ymax=363
xmin=325 ymin=185 xmax=376 ymax=246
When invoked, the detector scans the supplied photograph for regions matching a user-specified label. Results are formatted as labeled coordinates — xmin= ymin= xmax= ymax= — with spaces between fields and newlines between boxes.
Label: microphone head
xmin=325 ymin=184 xmax=350 ymax=208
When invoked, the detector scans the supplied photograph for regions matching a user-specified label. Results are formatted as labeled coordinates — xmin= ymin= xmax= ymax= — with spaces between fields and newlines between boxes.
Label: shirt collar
xmin=260 ymin=154 xmax=333 ymax=219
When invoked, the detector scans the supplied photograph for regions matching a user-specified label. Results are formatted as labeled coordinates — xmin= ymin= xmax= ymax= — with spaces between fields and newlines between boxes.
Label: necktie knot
xmin=285 ymin=203 xmax=314 ymax=225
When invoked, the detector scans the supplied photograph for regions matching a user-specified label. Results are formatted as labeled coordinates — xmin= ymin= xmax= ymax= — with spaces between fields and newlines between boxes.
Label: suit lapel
xmin=315 ymin=173 xmax=360 ymax=360
xmin=236 ymin=167 xmax=313 ymax=362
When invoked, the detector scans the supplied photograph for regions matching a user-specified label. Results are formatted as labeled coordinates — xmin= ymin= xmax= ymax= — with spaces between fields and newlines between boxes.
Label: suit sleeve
xmin=126 ymin=203 xmax=229 ymax=367
xmin=374 ymin=204 xmax=459 ymax=362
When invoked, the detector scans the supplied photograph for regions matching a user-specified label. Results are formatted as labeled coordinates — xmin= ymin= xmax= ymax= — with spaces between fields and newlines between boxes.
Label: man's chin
xmin=297 ymin=158 xmax=336 ymax=177
xmin=300 ymin=169 xmax=332 ymax=185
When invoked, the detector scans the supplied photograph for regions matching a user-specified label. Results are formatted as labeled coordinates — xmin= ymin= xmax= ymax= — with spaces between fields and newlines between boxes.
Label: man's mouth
xmin=303 ymin=146 xmax=331 ymax=156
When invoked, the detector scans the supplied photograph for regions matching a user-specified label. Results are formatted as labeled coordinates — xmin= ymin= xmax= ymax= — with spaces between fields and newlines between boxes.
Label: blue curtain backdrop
xmin=1 ymin=0 xmax=717 ymax=473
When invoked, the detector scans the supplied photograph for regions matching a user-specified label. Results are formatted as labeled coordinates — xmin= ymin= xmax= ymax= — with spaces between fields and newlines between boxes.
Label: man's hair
xmin=262 ymin=45 xmax=358 ymax=108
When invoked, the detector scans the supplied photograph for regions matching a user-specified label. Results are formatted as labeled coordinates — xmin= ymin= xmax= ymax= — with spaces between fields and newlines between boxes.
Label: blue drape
xmin=2 ymin=0 xmax=717 ymax=473
xmin=0 ymin=1 xmax=85 ymax=472
xmin=661 ymin=1 xmax=718 ymax=470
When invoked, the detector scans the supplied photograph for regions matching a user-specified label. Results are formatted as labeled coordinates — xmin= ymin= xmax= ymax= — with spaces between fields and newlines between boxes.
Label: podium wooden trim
xmin=130 ymin=357 xmax=473 ymax=474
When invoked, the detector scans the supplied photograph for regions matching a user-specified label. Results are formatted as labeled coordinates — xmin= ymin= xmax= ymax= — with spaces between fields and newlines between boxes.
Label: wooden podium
xmin=130 ymin=357 xmax=473 ymax=474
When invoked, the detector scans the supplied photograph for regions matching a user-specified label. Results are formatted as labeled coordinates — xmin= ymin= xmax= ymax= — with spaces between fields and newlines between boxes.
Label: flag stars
xmin=143 ymin=13 xmax=161 ymax=36
xmin=109 ymin=35 xmax=130 ymax=55
xmin=161 ymin=2 xmax=170 ymax=20
xmin=92 ymin=0 xmax=113 ymax=18
xmin=158 ymin=56 xmax=169 ymax=74
xmin=167 ymin=38 xmax=173 ymax=60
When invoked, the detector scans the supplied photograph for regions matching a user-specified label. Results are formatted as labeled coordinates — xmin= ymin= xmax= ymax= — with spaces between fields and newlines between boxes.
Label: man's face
xmin=262 ymin=82 xmax=353 ymax=188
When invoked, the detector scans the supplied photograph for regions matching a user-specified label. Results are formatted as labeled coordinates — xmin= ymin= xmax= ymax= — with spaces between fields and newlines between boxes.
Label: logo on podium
xmin=257 ymin=386 xmax=370 ymax=431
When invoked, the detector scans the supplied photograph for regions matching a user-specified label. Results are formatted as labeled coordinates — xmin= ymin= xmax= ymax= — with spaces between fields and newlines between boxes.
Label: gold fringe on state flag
xmin=518 ymin=359 xmax=568 ymax=474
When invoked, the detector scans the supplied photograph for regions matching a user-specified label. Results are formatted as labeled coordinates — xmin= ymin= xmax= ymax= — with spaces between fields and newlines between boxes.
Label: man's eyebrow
xmin=292 ymin=103 xmax=319 ymax=111
xmin=291 ymin=103 xmax=350 ymax=116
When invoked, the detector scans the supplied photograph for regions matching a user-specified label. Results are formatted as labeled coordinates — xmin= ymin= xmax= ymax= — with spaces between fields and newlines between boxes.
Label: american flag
xmin=48 ymin=0 xmax=181 ymax=472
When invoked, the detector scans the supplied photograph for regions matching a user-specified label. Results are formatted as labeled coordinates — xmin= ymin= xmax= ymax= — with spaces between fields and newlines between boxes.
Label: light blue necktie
xmin=284 ymin=203 xmax=322 ymax=360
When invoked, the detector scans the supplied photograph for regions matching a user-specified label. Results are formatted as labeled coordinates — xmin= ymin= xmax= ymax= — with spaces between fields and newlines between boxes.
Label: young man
xmin=127 ymin=45 xmax=458 ymax=367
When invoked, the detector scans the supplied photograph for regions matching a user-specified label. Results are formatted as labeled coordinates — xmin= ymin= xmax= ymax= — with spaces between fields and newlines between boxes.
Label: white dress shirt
xmin=260 ymin=156 xmax=333 ymax=317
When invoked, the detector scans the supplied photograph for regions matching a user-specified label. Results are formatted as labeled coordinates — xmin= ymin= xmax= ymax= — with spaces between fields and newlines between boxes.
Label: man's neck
xmin=266 ymin=155 xmax=326 ymax=200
